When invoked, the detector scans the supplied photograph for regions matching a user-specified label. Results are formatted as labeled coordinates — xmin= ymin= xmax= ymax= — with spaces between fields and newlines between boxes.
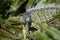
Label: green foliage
xmin=0 ymin=0 xmax=60 ymax=40
xmin=54 ymin=14 xmax=60 ymax=20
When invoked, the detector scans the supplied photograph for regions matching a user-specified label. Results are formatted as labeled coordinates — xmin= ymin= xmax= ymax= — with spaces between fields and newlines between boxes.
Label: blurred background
xmin=0 ymin=0 xmax=60 ymax=40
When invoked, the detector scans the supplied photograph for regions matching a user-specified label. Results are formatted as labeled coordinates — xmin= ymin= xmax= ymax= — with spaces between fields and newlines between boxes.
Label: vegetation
xmin=0 ymin=0 xmax=60 ymax=40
